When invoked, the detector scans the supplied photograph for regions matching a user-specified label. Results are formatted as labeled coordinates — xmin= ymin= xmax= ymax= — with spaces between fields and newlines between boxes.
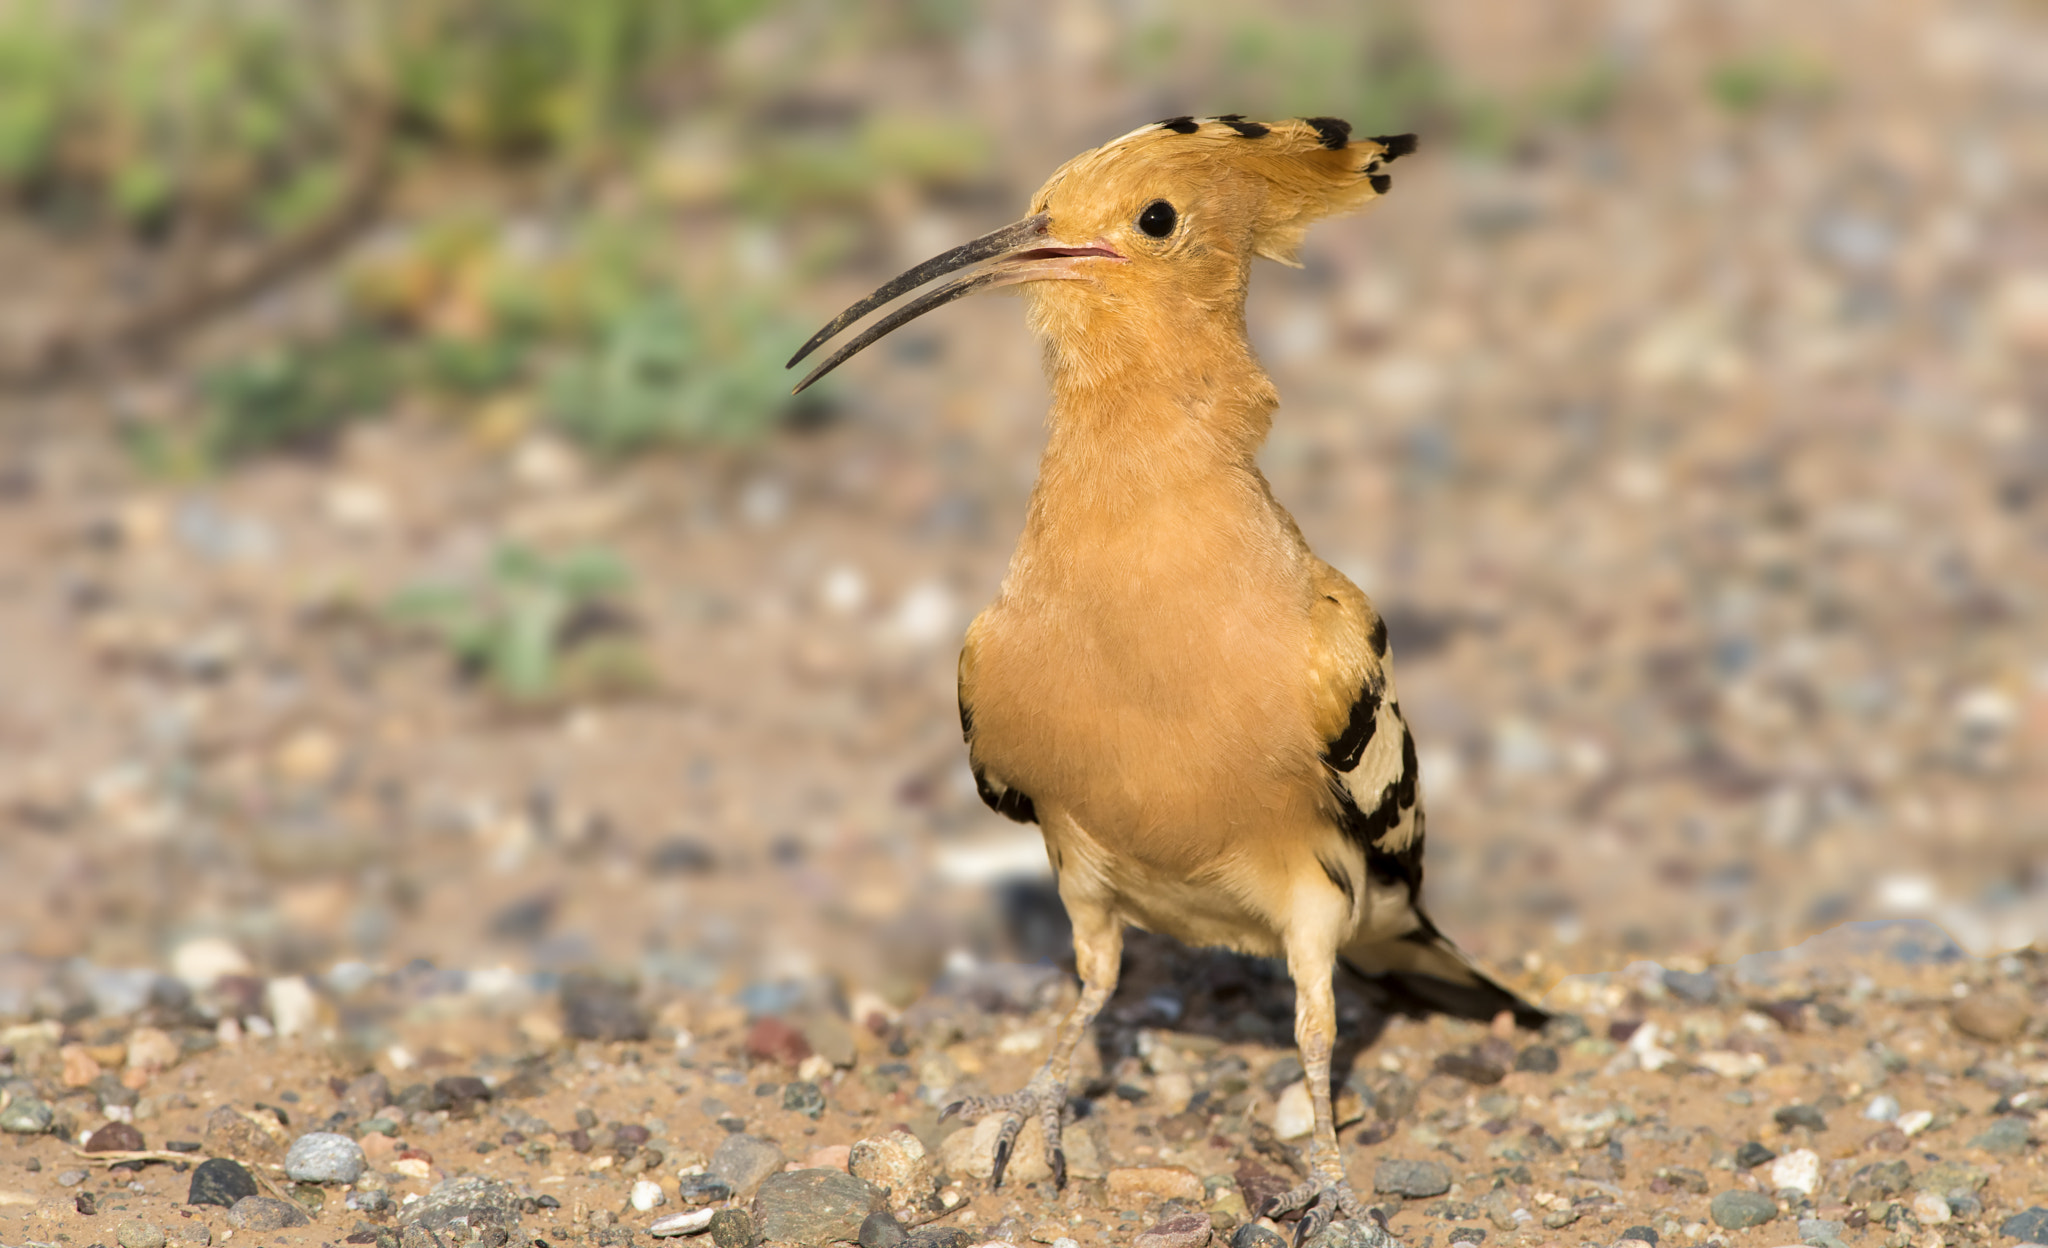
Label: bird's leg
xmin=1266 ymin=925 xmax=1369 ymax=1245
xmin=943 ymin=901 xmax=1121 ymax=1189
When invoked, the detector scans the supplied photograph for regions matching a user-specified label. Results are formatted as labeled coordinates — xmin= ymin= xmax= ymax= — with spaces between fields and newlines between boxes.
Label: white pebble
xmin=630 ymin=1179 xmax=665 ymax=1212
xmin=1898 ymin=1110 xmax=1934 ymax=1136
xmin=1768 ymin=1148 xmax=1820 ymax=1195
xmin=1864 ymin=1095 xmax=1900 ymax=1122
xmin=647 ymin=1209 xmax=714 ymax=1237
xmin=1911 ymin=1194 xmax=1951 ymax=1225
xmin=1272 ymin=1081 xmax=1315 ymax=1140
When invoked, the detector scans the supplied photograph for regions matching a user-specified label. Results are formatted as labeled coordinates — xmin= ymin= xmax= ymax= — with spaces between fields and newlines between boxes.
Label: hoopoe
xmin=790 ymin=115 xmax=1544 ymax=1241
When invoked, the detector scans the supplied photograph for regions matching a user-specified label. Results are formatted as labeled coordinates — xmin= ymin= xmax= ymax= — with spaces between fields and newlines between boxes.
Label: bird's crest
xmin=1035 ymin=115 xmax=1416 ymax=266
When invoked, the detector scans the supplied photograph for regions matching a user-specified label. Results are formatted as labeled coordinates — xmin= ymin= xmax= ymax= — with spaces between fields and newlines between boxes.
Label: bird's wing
xmin=958 ymin=612 xmax=1037 ymax=824
xmin=1305 ymin=561 xmax=1425 ymax=908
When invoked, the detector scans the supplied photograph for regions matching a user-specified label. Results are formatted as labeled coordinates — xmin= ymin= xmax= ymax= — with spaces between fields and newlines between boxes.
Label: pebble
xmin=1134 ymin=1212 xmax=1214 ymax=1248
xmin=707 ymin=1207 xmax=756 ymax=1248
xmin=187 ymin=1157 xmax=259 ymax=1208
xmin=1774 ymin=1104 xmax=1828 ymax=1132
xmin=203 ymin=1104 xmax=286 ymax=1164
xmin=1273 ymin=1080 xmax=1315 ymax=1139
xmin=1232 ymin=1227 xmax=1288 ymax=1248
xmin=753 ymin=1169 xmax=881 ymax=1244
xmin=745 ymin=1017 xmax=814 ymax=1066
xmin=1301 ymin=1220 xmax=1396 ymax=1248
xmin=227 ymin=1196 xmax=311 ymax=1231
xmin=1735 ymin=1141 xmax=1778 ymax=1169
xmin=1864 ymin=1095 xmax=1900 ymax=1122
xmin=126 ymin=1027 xmax=181 ymax=1074
xmin=57 ymin=1168 xmax=88 ymax=1187
xmin=859 ymin=1212 xmax=908 ymax=1248
xmin=1105 ymin=1165 xmax=1203 ymax=1204
xmin=649 ymin=1209 xmax=717 ymax=1238
xmin=677 ymin=1171 xmax=735 ymax=1204
xmin=116 ymin=1220 xmax=167 ymax=1248
xmin=1949 ymin=994 xmax=2029 ymax=1044
xmin=286 ymin=1131 xmax=367 ymax=1183
xmin=0 ymin=1094 xmax=53 ymax=1133
xmin=1514 ymin=1045 xmax=1560 ymax=1073
xmin=173 ymin=1224 xmax=211 ymax=1248
xmin=630 ymin=1178 xmax=665 ymax=1211
xmin=710 ymin=1132 xmax=785 ymax=1198
xmin=340 ymin=1071 xmax=392 ymax=1119
xmin=1964 ymin=1116 xmax=2030 ymax=1154
xmin=849 ymin=1129 xmax=933 ymax=1202
xmin=782 ymin=1080 xmax=826 ymax=1118
xmin=1769 ymin=1149 xmax=1820 ymax=1195
xmin=1375 ymin=1157 xmax=1453 ymax=1198
xmin=1710 ymin=1191 xmax=1778 ymax=1229
xmin=559 ymin=972 xmax=650 ymax=1042
xmin=1663 ymin=968 xmax=1720 ymax=1004
xmin=399 ymin=1175 xmax=523 ymax=1244
xmin=433 ymin=1075 xmax=492 ymax=1117
xmin=1912 ymin=1194 xmax=1952 ymax=1225
xmin=2000 ymin=1210 xmax=2048 ymax=1243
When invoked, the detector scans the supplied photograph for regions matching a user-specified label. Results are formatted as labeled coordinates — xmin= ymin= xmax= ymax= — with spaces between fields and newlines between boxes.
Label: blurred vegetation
xmin=390 ymin=544 xmax=652 ymax=705
xmin=1707 ymin=48 xmax=1836 ymax=114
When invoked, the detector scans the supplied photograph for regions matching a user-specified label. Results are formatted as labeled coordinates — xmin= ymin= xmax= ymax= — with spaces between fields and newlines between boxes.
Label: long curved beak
xmin=786 ymin=212 xmax=1121 ymax=394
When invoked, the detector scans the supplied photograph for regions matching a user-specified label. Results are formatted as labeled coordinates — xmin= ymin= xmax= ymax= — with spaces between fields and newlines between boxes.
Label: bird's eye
xmin=1137 ymin=200 xmax=1177 ymax=238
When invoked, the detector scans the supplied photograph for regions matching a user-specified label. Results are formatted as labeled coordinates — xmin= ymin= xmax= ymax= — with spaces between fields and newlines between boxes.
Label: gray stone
xmin=707 ymin=1207 xmax=756 ymax=1248
xmin=187 ymin=1158 xmax=259 ymax=1208
xmin=1734 ymin=1141 xmax=1778 ymax=1169
xmin=1966 ymin=1117 xmax=2031 ymax=1155
xmin=1800 ymin=1217 xmax=1847 ymax=1248
xmin=172 ymin=1223 xmax=211 ymax=1247
xmin=1301 ymin=1219 xmax=1397 ymax=1248
xmin=711 ymin=1133 xmax=786 ymax=1199
xmin=0 ymin=1094 xmax=53 ymax=1133
xmin=1375 ymin=1158 xmax=1453 ymax=1198
xmin=1916 ymin=1161 xmax=1988 ymax=1194
xmin=57 ymin=1169 xmax=87 ymax=1187
xmin=2000 ymin=1209 xmax=2048 ymax=1243
xmin=1232 ymin=1227 xmax=1288 ymax=1248
xmin=227 ymin=1196 xmax=311 ymax=1231
xmin=116 ymin=1220 xmax=167 ymax=1248
xmin=1134 ymin=1212 xmax=1214 ymax=1248
xmin=1775 ymin=1104 xmax=1828 ymax=1132
xmin=560 ymin=972 xmax=649 ymax=1042
xmin=286 ymin=1130 xmax=367 ymax=1183
xmin=1710 ymin=1191 xmax=1778 ymax=1230
xmin=858 ymin=1211 xmax=907 ymax=1248
xmin=399 ymin=1175 xmax=521 ymax=1246
xmin=1847 ymin=1160 xmax=1913 ymax=1202
xmin=676 ymin=1172 xmax=734 ymax=1205
xmin=752 ymin=1169 xmax=881 ymax=1246
xmin=1662 ymin=969 xmax=1719 ymax=1004
xmin=904 ymin=1232 xmax=972 ymax=1248
xmin=782 ymin=1081 xmax=825 ymax=1119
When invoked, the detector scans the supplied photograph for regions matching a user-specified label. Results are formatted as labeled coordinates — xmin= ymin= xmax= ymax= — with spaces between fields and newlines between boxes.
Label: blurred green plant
xmin=1708 ymin=48 xmax=1834 ymax=114
xmin=390 ymin=544 xmax=652 ymax=704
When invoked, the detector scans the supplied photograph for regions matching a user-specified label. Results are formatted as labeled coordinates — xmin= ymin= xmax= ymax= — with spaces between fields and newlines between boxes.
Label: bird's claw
xmin=1263 ymin=1176 xmax=1371 ymax=1246
xmin=941 ymin=1079 xmax=1069 ymax=1191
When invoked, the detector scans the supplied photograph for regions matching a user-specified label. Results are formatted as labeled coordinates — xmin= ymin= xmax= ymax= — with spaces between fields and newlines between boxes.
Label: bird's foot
xmin=1263 ymin=1174 xmax=1372 ymax=1247
xmin=938 ymin=1069 xmax=1068 ymax=1190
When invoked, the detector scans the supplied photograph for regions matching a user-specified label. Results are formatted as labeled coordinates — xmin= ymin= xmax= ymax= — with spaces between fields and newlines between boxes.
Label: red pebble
xmin=743 ymin=1017 xmax=813 ymax=1066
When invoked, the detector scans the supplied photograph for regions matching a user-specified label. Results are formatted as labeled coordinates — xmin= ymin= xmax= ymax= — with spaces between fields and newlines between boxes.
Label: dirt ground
xmin=0 ymin=0 xmax=2044 ymax=1244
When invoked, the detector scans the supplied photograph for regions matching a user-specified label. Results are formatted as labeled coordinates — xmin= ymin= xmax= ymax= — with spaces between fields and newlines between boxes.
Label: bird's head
xmin=789 ymin=116 xmax=1414 ymax=393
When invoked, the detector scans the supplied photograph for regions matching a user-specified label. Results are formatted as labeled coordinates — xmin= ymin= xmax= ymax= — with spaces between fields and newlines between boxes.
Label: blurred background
xmin=0 ymin=0 xmax=2043 ymax=1028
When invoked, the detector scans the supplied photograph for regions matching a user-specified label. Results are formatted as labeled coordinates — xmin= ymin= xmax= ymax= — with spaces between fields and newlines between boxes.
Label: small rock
xmin=203 ymin=1105 xmax=286 ymax=1165
xmin=1273 ymin=1081 xmax=1315 ymax=1139
xmin=1774 ymin=1104 xmax=1828 ymax=1132
xmin=1134 ymin=1212 xmax=1213 ymax=1248
xmin=939 ymin=1114 xmax=1053 ymax=1185
xmin=1105 ymin=1165 xmax=1204 ymax=1205
xmin=849 ymin=1130 xmax=933 ymax=1202
xmin=86 ymin=1121 xmax=144 ymax=1152
xmin=782 ymin=1081 xmax=826 ymax=1119
xmin=116 ymin=1220 xmax=167 ymax=1248
xmin=399 ymin=1175 xmax=523 ymax=1246
xmin=711 ymin=1133 xmax=786 ymax=1199
xmin=60 ymin=1042 xmax=103 ymax=1088
xmin=1621 ymin=1226 xmax=1658 ymax=1245
xmin=126 ymin=1027 xmax=181 ymax=1074
xmin=561 ymin=972 xmax=649 ymax=1042
xmin=1710 ymin=1191 xmax=1778 ymax=1230
xmin=649 ymin=1209 xmax=717 ymax=1238
xmin=753 ymin=1169 xmax=880 ymax=1244
xmin=340 ymin=1071 xmax=392 ymax=1119
xmin=1734 ymin=1141 xmax=1778 ymax=1169
xmin=172 ymin=1223 xmax=211 ymax=1247
xmin=0 ymin=1094 xmax=53 ymax=1133
xmin=1514 ymin=1045 xmax=1559 ymax=1074
xmin=1375 ymin=1158 xmax=1453 ymax=1198
xmin=1966 ymin=1117 xmax=2031 ymax=1155
xmin=1232 ymin=1227 xmax=1288 ymax=1248
xmin=1865 ymin=1095 xmax=1900 ymax=1122
xmin=708 ymin=1207 xmax=757 ymax=1248
xmin=677 ymin=1172 xmax=735 ymax=1205
xmin=1433 ymin=1049 xmax=1506 ymax=1085
xmin=1300 ymin=1220 xmax=1396 ymax=1248
xmin=1915 ymin=1161 xmax=1988 ymax=1194
xmin=433 ymin=1076 xmax=491 ymax=1118
xmin=1999 ymin=1209 xmax=2048 ymax=1243
xmin=904 ymin=1231 xmax=972 ymax=1248
xmin=744 ymin=1017 xmax=813 ymax=1067
xmin=57 ymin=1169 xmax=88 ymax=1187
xmin=227 ymin=1196 xmax=311 ymax=1231
xmin=1662 ymin=969 xmax=1719 ymax=1004
xmin=287 ymin=1131 xmax=367 ymax=1183
xmin=1447 ymin=1230 xmax=1486 ymax=1246
xmin=187 ymin=1158 xmax=259 ymax=1208
xmin=1846 ymin=1161 xmax=1914 ymax=1201
xmin=1913 ymin=1194 xmax=1952 ymax=1225
xmin=1769 ymin=1149 xmax=1820 ymax=1195
xmin=1950 ymin=995 xmax=2029 ymax=1044
xmin=859 ymin=1211 xmax=908 ymax=1248
xmin=631 ymin=1179 xmax=665 ymax=1212
xmin=796 ymin=1012 xmax=859 ymax=1069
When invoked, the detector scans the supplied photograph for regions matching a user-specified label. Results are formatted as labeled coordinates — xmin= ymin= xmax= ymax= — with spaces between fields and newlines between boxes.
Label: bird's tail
xmin=1339 ymin=913 xmax=1548 ymax=1030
